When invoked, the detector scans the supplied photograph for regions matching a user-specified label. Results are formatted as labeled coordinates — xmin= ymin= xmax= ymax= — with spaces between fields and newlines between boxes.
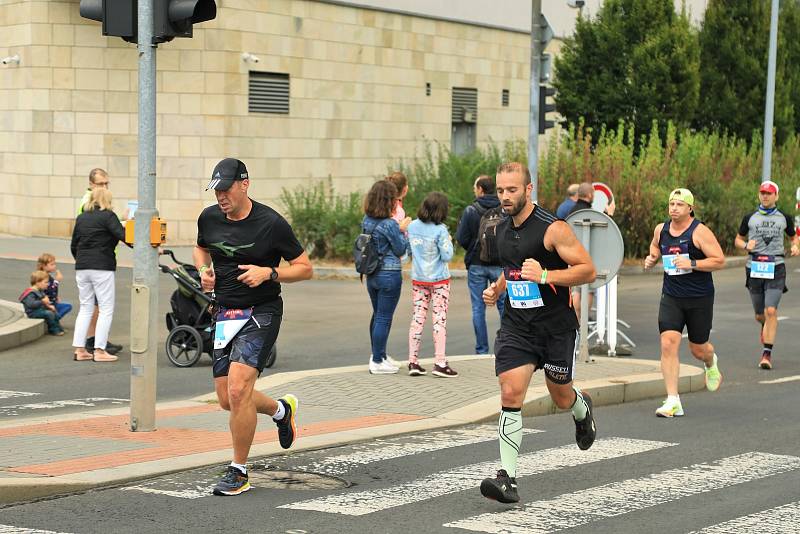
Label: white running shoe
xmin=655 ymin=397 xmax=684 ymax=418
xmin=384 ymin=355 xmax=401 ymax=368
xmin=369 ymin=359 xmax=399 ymax=374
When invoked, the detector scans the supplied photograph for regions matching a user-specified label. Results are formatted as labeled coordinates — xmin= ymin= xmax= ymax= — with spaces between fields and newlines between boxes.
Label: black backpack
xmin=476 ymin=204 xmax=505 ymax=264
xmin=353 ymin=221 xmax=384 ymax=278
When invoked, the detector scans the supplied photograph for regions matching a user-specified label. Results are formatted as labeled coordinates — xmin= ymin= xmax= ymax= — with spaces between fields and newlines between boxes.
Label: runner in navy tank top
xmin=644 ymin=189 xmax=725 ymax=418
xmin=478 ymin=163 xmax=598 ymax=504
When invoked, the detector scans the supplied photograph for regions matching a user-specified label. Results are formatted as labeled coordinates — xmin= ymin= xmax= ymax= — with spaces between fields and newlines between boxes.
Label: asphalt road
xmin=1 ymin=257 xmax=799 ymax=422
xmin=1 ymin=381 xmax=798 ymax=534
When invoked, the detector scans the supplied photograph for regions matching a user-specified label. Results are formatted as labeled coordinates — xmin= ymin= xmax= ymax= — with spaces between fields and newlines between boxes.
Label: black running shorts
xmin=212 ymin=301 xmax=282 ymax=378
xmin=658 ymin=293 xmax=713 ymax=344
xmin=494 ymin=328 xmax=578 ymax=384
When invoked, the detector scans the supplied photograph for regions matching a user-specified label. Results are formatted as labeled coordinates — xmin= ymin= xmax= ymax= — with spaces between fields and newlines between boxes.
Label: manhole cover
xmin=248 ymin=470 xmax=350 ymax=490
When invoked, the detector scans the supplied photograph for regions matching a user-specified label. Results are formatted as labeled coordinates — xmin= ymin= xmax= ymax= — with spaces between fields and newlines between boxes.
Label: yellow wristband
xmin=540 ymin=269 xmax=548 ymax=284
xmin=199 ymin=264 xmax=209 ymax=274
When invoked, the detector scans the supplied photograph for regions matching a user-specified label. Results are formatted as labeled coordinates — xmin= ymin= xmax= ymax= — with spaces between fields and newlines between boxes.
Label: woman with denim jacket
xmin=406 ymin=192 xmax=458 ymax=378
xmin=363 ymin=180 xmax=411 ymax=374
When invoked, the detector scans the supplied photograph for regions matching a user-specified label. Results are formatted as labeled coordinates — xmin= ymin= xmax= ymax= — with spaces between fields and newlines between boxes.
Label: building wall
xmin=0 ymin=0 xmax=531 ymax=242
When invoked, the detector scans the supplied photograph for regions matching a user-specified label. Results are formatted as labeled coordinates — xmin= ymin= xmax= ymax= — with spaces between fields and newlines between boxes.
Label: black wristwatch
xmin=269 ymin=267 xmax=279 ymax=281
xmin=690 ymin=259 xmax=697 ymax=269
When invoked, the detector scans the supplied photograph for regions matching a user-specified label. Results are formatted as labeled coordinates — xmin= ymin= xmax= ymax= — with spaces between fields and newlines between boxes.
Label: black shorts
xmin=745 ymin=264 xmax=788 ymax=314
xmin=494 ymin=328 xmax=578 ymax=385
xmin=212 ymin=301 xmax=282 ymax=379
xmin=658 ymin=293 xmax=713 ymax=344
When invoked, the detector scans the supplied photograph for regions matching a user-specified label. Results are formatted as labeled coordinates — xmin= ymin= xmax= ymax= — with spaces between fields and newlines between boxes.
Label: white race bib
xmin=214 ymin=307 xmax=253 ymax=349
xmin=662 ymin=254 xmax=691 ymax=276
xmin=507 ymin=280 xmax=544 ymax=309
xmin=751 ymin=255 xmax=776 ymax=280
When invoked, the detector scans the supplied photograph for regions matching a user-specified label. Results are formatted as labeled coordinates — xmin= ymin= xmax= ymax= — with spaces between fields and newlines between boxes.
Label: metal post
xmin=762 ymin=0 xmax=779 ymax=182
xmin=130 ymin=0 xmax=158 ymax=432
xmin=578 ymin=223 xmax=590 ymax=363
xmin=529 ymin=0 xmax=542 ymax=203
xmin=607 ymin=275 xmax=618 ymax=356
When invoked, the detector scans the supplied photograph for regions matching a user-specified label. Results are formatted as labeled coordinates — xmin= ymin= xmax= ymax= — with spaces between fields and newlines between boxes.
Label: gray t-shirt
xmin=738 ymin=208 xmax=795 ymax=267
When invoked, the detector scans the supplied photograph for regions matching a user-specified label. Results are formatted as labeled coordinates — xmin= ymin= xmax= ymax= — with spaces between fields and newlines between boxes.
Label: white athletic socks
xmin=272 ymin=400 xmax=286 ymax=421
xmin=230 ymin=462 xmax=247 ymax=475
xmin=498 ymin=407 xmax=523 ymax=478
xmin=571 ymin=387 xmax=588 ymax=421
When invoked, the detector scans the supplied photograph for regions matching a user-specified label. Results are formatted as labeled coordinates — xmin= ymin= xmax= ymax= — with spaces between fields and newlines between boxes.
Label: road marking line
xmin=122 ymin=426 xmax=542 ymax=499
xmin=0 ymin=390 xmax=39 ymax=400
xmin=777 ymin=316 xmax=789 ymax=321
xmin=279 ymin=438 xmax=675 ymax=516
xmin=759 ymin=375 xmax=800 ymax=384
xmin=0 ymin=525 xmax=73 ymax=533
xmin=687 ymin=500 xmax=800 ymax=533
xmin=445 ymin=452 xmax=800 ymax=534
xmin=0 ymin=398 xmax=128 ymax=417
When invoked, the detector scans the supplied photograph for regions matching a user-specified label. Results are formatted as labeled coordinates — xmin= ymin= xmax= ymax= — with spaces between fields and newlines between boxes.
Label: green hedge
xmin=281 ymin=126 xmax=800 ymax=261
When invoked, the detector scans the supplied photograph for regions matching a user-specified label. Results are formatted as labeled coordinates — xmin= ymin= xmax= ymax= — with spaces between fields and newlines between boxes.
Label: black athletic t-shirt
xmin=196 ymin=200 xmax=304 ymax=308
xmin=496 ymin=205 xmax=579 ymax=334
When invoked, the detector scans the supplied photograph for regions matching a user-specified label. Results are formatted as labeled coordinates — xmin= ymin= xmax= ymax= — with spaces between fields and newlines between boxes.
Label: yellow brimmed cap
xmin=669 ymin=188 xmax=694 ymax=206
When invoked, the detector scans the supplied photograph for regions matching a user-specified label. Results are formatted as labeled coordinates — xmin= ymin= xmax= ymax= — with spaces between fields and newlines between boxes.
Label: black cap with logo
xmin=206 ymin=158 xmax=249 ymax=191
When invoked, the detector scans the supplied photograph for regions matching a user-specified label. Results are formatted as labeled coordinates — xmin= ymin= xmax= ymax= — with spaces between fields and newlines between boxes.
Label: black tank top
xmin=496 ymin=205 xmax=579 ymax=334
xmin=659 ymin=219 xmax=714 ymax=298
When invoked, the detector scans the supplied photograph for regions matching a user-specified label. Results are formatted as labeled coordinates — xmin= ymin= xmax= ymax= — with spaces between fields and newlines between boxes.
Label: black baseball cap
xmin=206 ymin=158 xmax=249 ymax=191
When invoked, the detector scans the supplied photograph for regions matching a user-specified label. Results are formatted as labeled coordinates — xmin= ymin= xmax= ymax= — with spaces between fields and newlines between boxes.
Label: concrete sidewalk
xmin=0 ymin=354 xmax=705 ymax=505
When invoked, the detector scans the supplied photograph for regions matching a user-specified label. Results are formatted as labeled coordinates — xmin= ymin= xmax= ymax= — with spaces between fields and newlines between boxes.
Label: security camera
xmin=1 ymin=54 xmax=20 ymax=65
xmin=566 ymin=0 xmax=585 ymax=8
xmin=241 ymin=52 xmax=260 ymax=63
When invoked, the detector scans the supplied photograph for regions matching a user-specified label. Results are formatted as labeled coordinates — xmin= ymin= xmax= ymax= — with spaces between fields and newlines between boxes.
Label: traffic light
xmin=80 ymin=0 xmax=137 ymax=43
xmin=538 ymin=85 xmax=556 ymax=134
xmin=154 ymin=0 xmax=216 ymax=42
xmin=79 ymin=0 xmax=216 ymax=44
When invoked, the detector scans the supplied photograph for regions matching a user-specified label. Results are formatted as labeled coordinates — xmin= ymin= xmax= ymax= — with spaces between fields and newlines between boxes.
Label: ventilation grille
xmin=452 ymin=87 xmax=477 ymax=123
xmin=249 ymin=72 xmax=290 ymax=114
xmin=502 ymin=89 xmax=509 ymax=107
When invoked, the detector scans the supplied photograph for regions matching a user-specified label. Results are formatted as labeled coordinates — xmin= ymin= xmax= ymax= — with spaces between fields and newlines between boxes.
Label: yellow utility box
xmin=124 ymin=218 xmax=167 ymax=246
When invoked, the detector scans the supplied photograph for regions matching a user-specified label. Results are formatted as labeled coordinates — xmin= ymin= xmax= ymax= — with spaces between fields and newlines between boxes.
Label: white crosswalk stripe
xmin=0 ymin=526 xmax=73 ymax=533
xmin=0 ymin=390 xmax=39 ymax=401
xmin=279 ymin=437 xmax=675 ymax=516
xmin=121 ymin=425 xmax=540 ymax=499
xmin=687 ymin=500 xmax=800 ymax=533
xmin=444 ymin=452 xmax=800 ymax=534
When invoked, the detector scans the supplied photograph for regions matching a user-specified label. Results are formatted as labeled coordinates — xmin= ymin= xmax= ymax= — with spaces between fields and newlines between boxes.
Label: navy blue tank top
xmin=659 ymin=219 xmax=714 ymax=298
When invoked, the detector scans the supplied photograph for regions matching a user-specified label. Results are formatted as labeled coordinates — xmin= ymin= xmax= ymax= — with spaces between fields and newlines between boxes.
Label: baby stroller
xmin=159 ymin=249 xmax=277 ymax=368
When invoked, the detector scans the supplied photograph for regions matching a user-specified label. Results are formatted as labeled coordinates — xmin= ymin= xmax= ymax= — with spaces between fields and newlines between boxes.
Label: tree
xmin=697 ymin=0 xmax=798 ymax=145
xmin=553 ymin=0 xmax=700 ymax=145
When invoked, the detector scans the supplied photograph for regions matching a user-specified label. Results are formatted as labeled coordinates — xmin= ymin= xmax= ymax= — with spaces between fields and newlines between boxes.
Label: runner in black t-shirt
xmin=478 ymin=162 xmax=598 ymax=504
xmin=194 ymin=158 xmax=313 ymax=496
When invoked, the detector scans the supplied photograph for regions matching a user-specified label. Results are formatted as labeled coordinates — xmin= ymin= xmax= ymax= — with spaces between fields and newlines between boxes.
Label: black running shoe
xmin=480 ymin=469 xmax=519 ymax=503
xmin=574 ymin=391 xmax=596 ymax=451
xmin=212 ymin=466 xmax=250 ymax=496
xmin=276 ymin=394 xmax=298 ymax=449
xmin=105 ymin=341 xmax=123 ymax=355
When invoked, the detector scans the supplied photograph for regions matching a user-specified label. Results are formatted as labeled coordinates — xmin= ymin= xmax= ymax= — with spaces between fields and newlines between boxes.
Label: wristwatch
xmin=690 ymin=259 xmax=697 ymax=269
xmin=269 ymin=267 xmax=279 ymax=281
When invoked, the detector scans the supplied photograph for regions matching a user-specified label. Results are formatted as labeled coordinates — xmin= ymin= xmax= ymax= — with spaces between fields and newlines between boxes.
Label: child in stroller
xmin=159 ymin=249 xmax=277 ymax=368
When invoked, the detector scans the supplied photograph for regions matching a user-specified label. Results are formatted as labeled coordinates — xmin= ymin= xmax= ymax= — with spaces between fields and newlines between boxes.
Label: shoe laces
xmin=222 ymin=466 xmax=245 ymax=483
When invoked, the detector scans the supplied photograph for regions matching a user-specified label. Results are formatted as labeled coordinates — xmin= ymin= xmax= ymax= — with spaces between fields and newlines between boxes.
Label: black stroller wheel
xmin=264 ymin=345 xmax=277 ymax=368
xmin=165 ymin=325 xmax=204 ymax=368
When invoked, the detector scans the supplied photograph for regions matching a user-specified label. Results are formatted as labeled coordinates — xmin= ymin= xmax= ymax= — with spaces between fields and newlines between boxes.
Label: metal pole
xmin=130 ymin=0 xmax=158 ymax=432
xmin=578 ymin=223 xmax=590 ymax=363
xmin=762 ymin=0 xmax=779 ymax=182
xmin=529 ymin=0 xmax=542 ymax=203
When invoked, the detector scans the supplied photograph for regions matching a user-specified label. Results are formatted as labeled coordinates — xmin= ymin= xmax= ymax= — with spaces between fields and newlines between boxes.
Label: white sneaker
xmin=369 ymin=359 xmax=399 ymax=374
xmin=655 ymin=397 xmax=684 ymax=418
xmin=384 ymin=355 xmax=401 ymax=368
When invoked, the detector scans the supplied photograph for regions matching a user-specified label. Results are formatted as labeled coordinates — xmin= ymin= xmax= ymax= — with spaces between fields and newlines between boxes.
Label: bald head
xmin=566 ymin=183 xmax=579 ymax=198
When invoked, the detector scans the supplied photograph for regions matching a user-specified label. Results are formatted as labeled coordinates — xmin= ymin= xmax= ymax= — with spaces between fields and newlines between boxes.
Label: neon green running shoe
xmin=705 ymin=354 xmax=722 ymax=392
xmin=655 ymin=397 xmax=684 ymax=418
xmin=276 ymin=394 xmax=298 ymax=449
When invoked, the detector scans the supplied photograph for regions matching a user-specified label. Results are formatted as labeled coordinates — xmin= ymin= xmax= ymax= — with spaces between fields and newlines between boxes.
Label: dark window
xmin=426 ymin=82 xmax=431 ymax=96
xmin=249 ymin=72 xmax=290 ymax=114
xmin=502 ymin=89 xmax=509 ymax=107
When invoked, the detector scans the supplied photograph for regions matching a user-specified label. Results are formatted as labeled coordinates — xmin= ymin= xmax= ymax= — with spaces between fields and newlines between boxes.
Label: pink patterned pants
xmin=408 ymin=281 xmax=450 ymax=365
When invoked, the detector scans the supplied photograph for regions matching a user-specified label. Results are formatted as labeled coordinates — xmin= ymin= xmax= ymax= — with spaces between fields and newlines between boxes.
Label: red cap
xmin=759 ymin=180 xmax=779 ymax=194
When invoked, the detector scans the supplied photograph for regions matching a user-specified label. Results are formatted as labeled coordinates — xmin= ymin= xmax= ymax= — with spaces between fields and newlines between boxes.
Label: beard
xmin=502 ymin=195 xmax=528 ymax=217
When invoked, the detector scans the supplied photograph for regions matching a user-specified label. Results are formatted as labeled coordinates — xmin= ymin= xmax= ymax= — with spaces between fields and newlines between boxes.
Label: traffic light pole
xmin=762 ymin=0 xmax=779 ymax=183
xmin=130 ymin=0 xmax=159 ymax=432
xmin=528 ymin=0 xmax=542 ymax=203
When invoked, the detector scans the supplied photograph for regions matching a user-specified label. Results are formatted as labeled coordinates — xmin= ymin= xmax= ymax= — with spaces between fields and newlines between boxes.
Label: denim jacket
xmin=362 ymin=216 xmax=408 ymax=271
xmin=407 ymin=220 xmax=454 ymax=283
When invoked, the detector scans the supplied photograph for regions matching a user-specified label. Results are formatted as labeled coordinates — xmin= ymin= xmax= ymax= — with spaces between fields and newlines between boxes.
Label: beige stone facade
xmin=0 ymin=0 xmax=532 ymax=243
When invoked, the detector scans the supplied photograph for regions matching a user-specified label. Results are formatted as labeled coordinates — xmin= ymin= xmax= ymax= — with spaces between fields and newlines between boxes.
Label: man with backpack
xmin=456 ymin=175 xmax=506 ymax=354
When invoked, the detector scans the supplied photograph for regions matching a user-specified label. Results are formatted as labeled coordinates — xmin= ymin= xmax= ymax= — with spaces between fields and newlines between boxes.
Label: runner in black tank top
xmin=477 ymin=163 xmax=598 ymax=505
xmin=644 ymin=188 xmax=725 ymax=419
